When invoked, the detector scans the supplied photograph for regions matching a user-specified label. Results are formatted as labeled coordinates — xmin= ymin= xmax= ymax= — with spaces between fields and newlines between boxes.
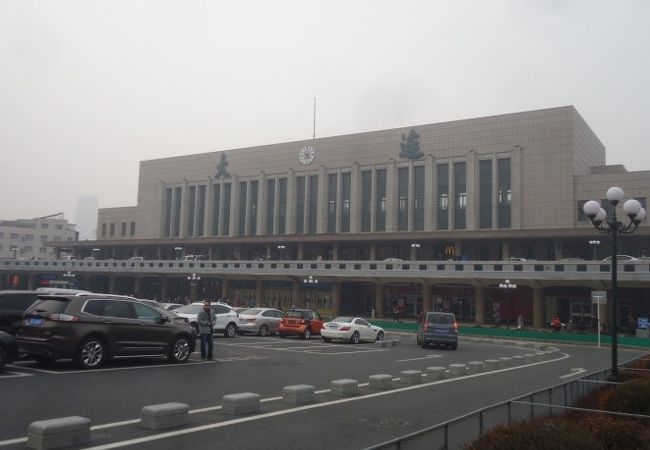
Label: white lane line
xmin=0 ymin=371 xmax=34 ymax=379
xmin=9 ymin=360 xmax=213 ymax=375
xmin=7 ymin=364 xmax=59 ymax=374
xmin=558 ymin=368 xmax=587 ymax=379
xmin=0 ymin=352 xmax=571 ymax=449
xmin=302 ymin=349 xmax=388 ymax=355
xmin=397 ymin=354 xmax=443 ymax=362
xmin=77 ymin=352 xmax=572 ymax=450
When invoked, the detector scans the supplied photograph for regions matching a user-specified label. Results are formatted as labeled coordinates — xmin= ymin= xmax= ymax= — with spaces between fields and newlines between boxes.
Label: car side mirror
xmin=157 ymin=316 xmax=169 ymax=324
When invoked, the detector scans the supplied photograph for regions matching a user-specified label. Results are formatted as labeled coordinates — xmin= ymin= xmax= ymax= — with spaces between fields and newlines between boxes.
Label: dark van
xmin=416 ymin=312 xmax=458 ymax=350
xmin=0 ymin=291 xmax=39 ymax=335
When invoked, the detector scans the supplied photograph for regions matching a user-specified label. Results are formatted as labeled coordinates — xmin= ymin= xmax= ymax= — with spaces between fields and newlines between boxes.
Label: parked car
xmin=173 ymin=302 xmax=239 ymax=337
xmin=382 ymin=258 xmax=404 ymax=263
xmin=0 ymin=290 xmax=40 ymax=335
xmin=160 ymin=303 xmax=185 ymax=311
xmin=237 ymin=308 xmax=284 ymax=336
xmin=17 ymin=294 xmax=196 ymax=369
xmin=0 ymin=330 xmax=19 ymax=370
xmin=506 ymin=257 xmax=527 ymax=262
xmin=602 ymin=255 xmax=640 ymax=262
xmin=321 ymin=317 xmax=385 ymax=343
xmin=181 ymin=255 xmax=206 ymax=261
xmin=416 ymin=312 xmax=458 ymax=350
xmin=278 ymin=309 xmax=324 ymax=339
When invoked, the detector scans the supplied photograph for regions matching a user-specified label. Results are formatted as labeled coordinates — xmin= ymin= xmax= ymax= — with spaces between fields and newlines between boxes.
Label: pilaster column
xmin=448 ymin=162 xmax=455 ymax=230
xmin=179 ymin=180 xmax=188 ymax=237
xmin=475 ymin=286 xmax=485 ymax=325
xmin=466 ymin=150 xmax=477 ymax=230
xmin=370 ymin=168 xmax=377 ymax=232
xmin=244 ymin=180 xmax=252 ymax=235
xmin=422 ymin=283 xmax=432 ymax=315
xmin=258 ymin=172 xmax=267 ymax=236
xmin=335 ymin=169 xmax=343 ymax=233
xmin=317 ymin=166 xmax=327 ymax=233
xmin=218 ymin=181 xmax=226 ymax=235
xmin=221 ymin=278 xmax=230 ymax=299
xmin=350 ymin=162 xmax=361 ymax=233
xmin=424 ymin=155 xmax=434 ymax=231
xmin=108 ymin=275 xmax=116 ymax=294
xmin=230 ymin=175 xmax=240 ymax=237
xmin=374 ymin=284 xmax=385 ymax=319
xmin=170 ymin=186 xmax=179 ymax=237
xmin=205 ymin=178 xmax=214 ymax=236
xmin=511 ymin=146 xmax=523 ymax=229
xmin=491 ymin=158 xmax=498 ymax=229
xmin=273 ymin=177 xmax=280 ymax=234
xmin=533 ymin=287 xmax=544 ymax=329
xmin=160 ymin=276 xmax=168 ymax=302
xmin=28 ymin=273 xmax=37 ymax=290
xmin=386 ymin=159 xmax=397 ymax=232
xmin=332 ymin=244 xmax=338 ymax=260
xmin=286 ymin=169 xmax=296 ymax=234
xmin=297 ymin=244 xmax=304 ymax=260
xmin=292 ymin=279 xmax=301 ymax=308
xmin=193 ymin=182 xmax=201 ymax=237
xmin=407 ymin=163 xmax=415 ymax=231
xmin=370 ymin=243 xmax=376 ymax=261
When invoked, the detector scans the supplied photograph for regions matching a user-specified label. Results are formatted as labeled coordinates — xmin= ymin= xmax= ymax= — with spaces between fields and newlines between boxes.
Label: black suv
xmin=17 ymin=294 xmax=196 ymax=369
xmin=0 ymin=331 xmax=18 ymax=370
xmin=0 ymin=290 xmax=40 ymax=335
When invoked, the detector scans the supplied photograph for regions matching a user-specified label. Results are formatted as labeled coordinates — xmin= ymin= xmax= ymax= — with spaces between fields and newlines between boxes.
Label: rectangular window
xmin=130 ymin=222 xmax=136 ymax=236
xmin=437 ymin=164 xmax=449 ymax=230
xmin=308 ymin=175 xmax=318 ymax=234
xmin=414 ymin=166 xmax=424 ymax=230
xmin=222 ymin=183 xmax=231 ymax=235
xmin=278 ymin=178 xmax=287 ymax=234
xmin=173 ymin=186 xmax=182 ymax=237
xmin=110 ymin=223 xmax=115 ymax=237
xmin=41 ymin=223 xmax=49 ymax=229
xmin=375 ymin=169 xmax=386 ymax=232
xmin=296 ymin=176 xmax=306 ymax=234
xmin=39 ymin=247 xmax=47 ymax=254
xmin=341 ymin=173 xmax=351 ymax=232
xmin=239 ymin=181 xmax=247 ymax=235
xmin=454 ymin=162 xmax=466 ymax=229
xmin=249 ymin=180 xmax=258 ymax=235
xmin=479 ymin=160 xmax=492 ymax=229
xmin=498 ymin=158 xmax=511 ymax=228
xmin=361 ymin=170 xmax=372 ymax=232
xmin=212 ymin=184 xmax=221 ymax=236
xmin=10 ymin=233 xmax=19 ymax=240
xmin=187 ymin=185 xmax=196 ymax=236
xmin=577 ymin=200 xmax=588 ymax=222
xmin=266 ymin=179 xmax=275 ymax=235
xmin=120 ymin=222 xmax=127 ymax=236
xmin=24 ymin=234 xmax=34 ymax=241
xmin=163 ymin=187 xmax=172 ymax=237
xmin=328 ymin=173 xmax=337 ymax=233
xmin=55 ymin=224 xmax=63 ymax=230
xmin=398 ymin=167 xmax=409 ymax=231
xmin=196 ymin=185 xmax=206 ymax=236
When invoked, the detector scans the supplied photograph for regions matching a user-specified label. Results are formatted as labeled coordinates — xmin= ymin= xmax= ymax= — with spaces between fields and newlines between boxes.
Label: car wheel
xmin=350 ymin=331 xmax=360 ymax=344
xmin=322 ymin=337 xmax=332 ymax=343
xmin=451 ymin=343 xmax=458 ymax=350
xmin=302 ymin=328 xmax=311 ymax=340
xmin=420 ymin=338 xmax=427 ymax=349
xmin=168 ymin=335 xmax=191 ymax=363
xmin=224 ymin=323 xmax=237 ymax=338
xmin=258 ymin=325 xmax=269 ymax=337
xmin=376 ymin=331 xmax=385 ymax=341
xmin=416 ymin=334 xmax=422 ymax=346
xmin=35 ymin=355 xmax=57 ymax=367
xmin=0 ymin=346 xmax=6 ymax=370
xmin=76 ymin=337 xmax=106 ymax=369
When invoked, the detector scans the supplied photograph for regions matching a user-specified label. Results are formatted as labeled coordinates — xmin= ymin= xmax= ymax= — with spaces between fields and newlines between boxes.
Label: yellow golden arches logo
xmin=444 ymin=245 xmax=455 ymax=256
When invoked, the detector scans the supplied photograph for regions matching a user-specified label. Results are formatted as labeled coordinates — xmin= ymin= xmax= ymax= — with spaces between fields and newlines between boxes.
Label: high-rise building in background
xmin=75 ymin=196 xmax=98 ymax=240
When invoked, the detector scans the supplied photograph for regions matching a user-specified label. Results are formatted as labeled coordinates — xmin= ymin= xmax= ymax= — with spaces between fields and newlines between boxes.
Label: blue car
xmin=417 ymin=312 xmax=458 ymax=350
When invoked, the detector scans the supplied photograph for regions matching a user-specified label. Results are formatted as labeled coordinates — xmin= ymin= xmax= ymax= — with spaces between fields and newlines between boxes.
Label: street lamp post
xmin=277 ymin=245 xmax=286 ymax=260
xmin=498 ymin=279 xmax=517 ymax=326
xmin=174 ymin=246 xmax=183 ymax=260
xmin=62 ymin=270 xmax=76 ymax=287
xmin=583 ymin=186 xmax=646 ymax=380
xmin=410 ymin=243 xmax=421 ymax=261
xmin=187 ymin=273 xmax=201 ymax=302
xmin=92 ymin=248 xmax=100 ymax=259
xmin=588 ymin=240 xmax=600 ymax=261
xmin=303 ymin=275 xmax=318 ymax=309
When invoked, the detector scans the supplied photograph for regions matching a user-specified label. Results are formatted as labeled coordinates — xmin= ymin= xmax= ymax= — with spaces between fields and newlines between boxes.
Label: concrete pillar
xmin=511 ymin=146 xmax=522 ymax=229
xmin=370 ymin=243 xmax=376 ymax=261
xmin=255 ymin=279 xmax=264 ymax=306
xmin=221 ymin=278 xmax=230 ymax=299
xmin=27 ymin=273 xmax=37 ymax=290
xmin=501 ymin=241 xmax=510 ymax=260
xmin=292 ymin=279 xmax=301 ymax=308
xmin=475 ymin=286 xmax=485 ymax=326
xmin=273 ymin=177 xmax=280 ymax=234
xmin=374 ymin=284 xmax=385 ymax=319
xmin=532 ymin=287 xmax=544 ymax=329
xmin=350 ymin=162 xmax=361 ymax=233
xmin=407 ymin=163 xmax=414 ymax=232
xmin=331 ymin=281 xmax=341 ymax=315
xmin=422 ymin=283 xmax=432 ymax=314
xmin=424 ymin=154 xmax=434 ymax=231
xmin=332 ymin=244 xmax=338 ymax=260
xmin=335 ymin=169 xmax=343 ymax=233
xmin=244 ymin=180 xmax=252 ymax=236
xmin=491 ymin=157 xmax=498 ymax=229
xmin=108 ymin=275 xmax=116 ymax=295
xmin=218 ymin=181 xmax=226 ymax=236
xmin=193 ymin=182 xmax=201 ymax=237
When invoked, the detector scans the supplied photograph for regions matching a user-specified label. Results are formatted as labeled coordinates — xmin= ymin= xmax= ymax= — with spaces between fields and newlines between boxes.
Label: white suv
xmin=173 ymin=302 xmax=239 ymax=337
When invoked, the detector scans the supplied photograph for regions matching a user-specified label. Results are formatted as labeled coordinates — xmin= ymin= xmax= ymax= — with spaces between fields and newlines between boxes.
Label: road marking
xmin=215 ymin=356 xmax=267 ymax=362
xmin=9 ymin=359 xmax=213 ymax=375
xmin=559 ymin=368 xmax=587 ymax=379
xmin=303 ymin=349 xmax=388 ymax=355
xmin=0 ymin=370 xmax=34 ymax=379
xmin=397 ymin=354 xmax=443 ymax=362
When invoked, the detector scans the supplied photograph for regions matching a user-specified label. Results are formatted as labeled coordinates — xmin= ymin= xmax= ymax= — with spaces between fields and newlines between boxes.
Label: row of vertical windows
xmin=101 ymin=222 xmax=135 ymax=238
xmin=328 ymin=174 xmax=337 ymax=233
xmin=454 ymin=162 xmax=467 ymax=230
xmin=361 ymin=170 xmax=372 ymax=232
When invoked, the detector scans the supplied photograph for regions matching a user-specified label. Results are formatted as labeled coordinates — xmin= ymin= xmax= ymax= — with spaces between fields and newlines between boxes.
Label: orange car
xmin=278 ymin=309 xmax=324 ymax=339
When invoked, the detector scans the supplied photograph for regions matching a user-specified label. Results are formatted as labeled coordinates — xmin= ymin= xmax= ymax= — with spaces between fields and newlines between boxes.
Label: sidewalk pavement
xmin=367 ymin=318 xmax=650 ymax=349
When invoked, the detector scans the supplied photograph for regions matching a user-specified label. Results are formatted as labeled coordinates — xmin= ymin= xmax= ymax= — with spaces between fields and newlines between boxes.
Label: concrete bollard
xmin=499 ymin=357 xmax=513 ymax=368
xmin=391 ymin=339 xmax=400 ymax=346
xmin=523 ymin=353 xmax=535 ymax=364
xmin=400 ymin=370 xmax=422 ymax=386
xmin=140 ymin=402 xmax=189 ymax=431
xmin=27 ymin=416 xmax=91 ymax=450
xmin=331 ymin=379 xmax=359 ymax=396
xmin=448 ymin=363 xmax=467 ymax=377
xmin=512 ymin=355 xmax=526 ymax=365
xmin=282 ymin=385 xmax=315 ymax=405
xmin=369 ymin=374 xmax=394 ymax=391
xmin=222 ymin=393 xmax=261 ymax=415
xmin=468 ymin=361 xmax=485 ymax=374
xmin=484 ymin=359 xmax=500 ymax=370
xmin=426 ymin=366 xmax=447 ymax=380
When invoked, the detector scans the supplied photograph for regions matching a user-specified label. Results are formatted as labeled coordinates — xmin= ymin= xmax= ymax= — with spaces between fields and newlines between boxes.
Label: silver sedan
xmin=237 ymin=308 xmax=285 ymax=336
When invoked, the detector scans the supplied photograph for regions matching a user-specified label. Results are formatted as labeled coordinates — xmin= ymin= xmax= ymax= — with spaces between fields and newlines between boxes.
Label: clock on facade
xmin=298 ymin=145 xmax=316 ymax=165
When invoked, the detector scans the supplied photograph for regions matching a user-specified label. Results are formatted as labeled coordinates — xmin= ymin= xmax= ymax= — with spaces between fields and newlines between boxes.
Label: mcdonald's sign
xmin=444 ymin=245 xmax=455 ymax=256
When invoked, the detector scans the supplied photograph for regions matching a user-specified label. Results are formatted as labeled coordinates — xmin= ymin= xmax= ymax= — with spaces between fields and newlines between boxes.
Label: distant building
xmin=75 ymin=196 xmax=98 ymax=240
xmin=0 ymin=213 xmax=77 ymax=259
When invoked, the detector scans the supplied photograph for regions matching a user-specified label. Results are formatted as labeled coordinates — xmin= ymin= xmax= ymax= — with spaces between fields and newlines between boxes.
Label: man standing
xmin=198 ymin=300 xmax=216 ymax=360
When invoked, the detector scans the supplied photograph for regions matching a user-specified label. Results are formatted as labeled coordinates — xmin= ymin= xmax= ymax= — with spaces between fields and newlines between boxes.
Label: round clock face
xmin=298 ymin=145 xmax=316 ymax=165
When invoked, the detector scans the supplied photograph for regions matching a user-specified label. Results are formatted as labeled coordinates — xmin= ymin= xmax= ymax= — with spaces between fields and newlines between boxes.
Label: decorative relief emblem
xmin=215 ymin=153 xmax=230 ymax=178
xmin=399 ymin=129 xmax=423 ymax=160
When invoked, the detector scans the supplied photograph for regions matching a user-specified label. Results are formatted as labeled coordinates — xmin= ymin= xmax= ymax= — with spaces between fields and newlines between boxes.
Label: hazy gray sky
xmin=1 ymin=0 xmax=649 ymax=223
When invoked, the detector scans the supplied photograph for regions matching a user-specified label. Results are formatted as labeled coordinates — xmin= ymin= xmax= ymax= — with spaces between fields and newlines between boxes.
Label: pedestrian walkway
xmin=368 ymin=319 xmax=650 ymax=349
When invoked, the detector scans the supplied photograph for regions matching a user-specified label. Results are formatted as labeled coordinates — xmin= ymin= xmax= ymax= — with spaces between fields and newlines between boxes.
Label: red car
xmin=278 ymin=309 xmax=324 ymax=339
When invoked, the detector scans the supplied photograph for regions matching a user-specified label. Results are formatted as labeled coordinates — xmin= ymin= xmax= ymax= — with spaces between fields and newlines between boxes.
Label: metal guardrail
xmin=363 ymin=360 xmax=648 ymax=450
xmin=1 ymin=259 xmax=650 ymax=283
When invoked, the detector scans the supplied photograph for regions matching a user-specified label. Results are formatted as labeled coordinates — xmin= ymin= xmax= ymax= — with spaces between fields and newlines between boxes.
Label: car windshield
xmin=331 ymin=317 xmax=353 ymax=323
xmin=286 ymin=310 xmax=307 ymax=318
xmin=428 ymin=313 xmax=454 ymax=324
xmin=174 ymin=304 xmax=203 ymax=314
xmin=28 ymin=298 xmax=70 ymax=314
xmin=241 ymin=308 xmax=262 ymax=315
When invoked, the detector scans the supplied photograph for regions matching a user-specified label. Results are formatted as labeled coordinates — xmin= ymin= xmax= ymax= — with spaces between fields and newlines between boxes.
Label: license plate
xmin=27 ymin=317 xmax=44 ymax=326
xmin=328 ymin=324 xmax=338 ymax=329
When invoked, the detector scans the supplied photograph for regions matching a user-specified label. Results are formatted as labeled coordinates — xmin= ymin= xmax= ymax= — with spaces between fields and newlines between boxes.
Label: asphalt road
xmin=0 ymin=334 xmax=646 ymax=450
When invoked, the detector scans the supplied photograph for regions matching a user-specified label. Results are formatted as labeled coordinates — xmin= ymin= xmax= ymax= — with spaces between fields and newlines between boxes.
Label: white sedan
xmin=321 ymin=317 xmax=385 ymax=344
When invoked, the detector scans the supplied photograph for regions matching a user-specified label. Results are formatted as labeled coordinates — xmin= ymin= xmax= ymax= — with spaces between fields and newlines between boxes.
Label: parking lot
xmin=1 ymin=334 xmax=645 ymax=449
